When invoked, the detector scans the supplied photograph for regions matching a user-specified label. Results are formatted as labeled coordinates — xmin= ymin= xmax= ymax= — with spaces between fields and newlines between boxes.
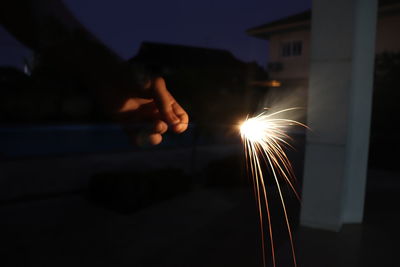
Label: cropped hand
xmin=117 ymin=76 xmax=189 ymax=145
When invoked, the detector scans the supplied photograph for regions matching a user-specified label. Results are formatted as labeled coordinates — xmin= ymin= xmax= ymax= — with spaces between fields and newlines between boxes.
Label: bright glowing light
xmin=240 ymin=108 xmax=307 ymax=267
xmin=240 ymin=118 xmax=271 ymax=142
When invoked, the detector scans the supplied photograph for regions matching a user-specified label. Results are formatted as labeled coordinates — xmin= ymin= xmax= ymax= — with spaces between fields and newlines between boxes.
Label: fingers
xmin=147 ymin=120 xmax=167 ymax=145
xmin=152 ymin=77 xmax=181 ymax=125
xmin=118 ymin=100 xmax=169 ymax=146
xmin=117 ymin=100 xmax=159 ymax=123
xmin=151 ymin=77 xmax=189 ymax=133
xmin=148 ymin=133 xmax=163 ymax=145
xmin=119 ymin=97 xmax=153 ymax=113
xmin=154 ymin=120 xmax=168 ymax=134
xmin=172 ymin=102 xmax=189 ymax=133
xmin=123 ymin=119 xmax=168 ymax=147
xmin=135 ymin=132 xmax=163 ymax=146
xmin=118 ymin=77 xmax=188 ymax=146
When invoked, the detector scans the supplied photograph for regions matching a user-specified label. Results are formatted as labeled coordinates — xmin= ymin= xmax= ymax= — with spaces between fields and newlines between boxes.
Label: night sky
xmin=65 ymin=0 xmax=311 ymax=67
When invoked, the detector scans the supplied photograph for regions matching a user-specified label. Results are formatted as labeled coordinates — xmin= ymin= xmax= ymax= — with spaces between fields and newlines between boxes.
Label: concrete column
xmin=300 ymin=0 xmax=378 ymax=231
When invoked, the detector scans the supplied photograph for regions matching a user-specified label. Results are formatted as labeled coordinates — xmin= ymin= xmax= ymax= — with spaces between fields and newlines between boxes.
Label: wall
xmin=375 ymin=12 xmax=400 ymax=53
xmin=266 ymin=9 xmax=400 ymax=82
xmin=268 ymin=30 xmax=311 ymax=81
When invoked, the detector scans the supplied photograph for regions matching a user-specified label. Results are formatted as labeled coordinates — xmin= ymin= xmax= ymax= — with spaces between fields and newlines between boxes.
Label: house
xmin=247 ymin=0 xmax=400 ymax=172
xmin=246 ymin=0 xmax=400 ymax=88
xmin=130 ymin=42 xmax=268 ymax=121
xmin=130 ymin=41 xmax=267 ymax=90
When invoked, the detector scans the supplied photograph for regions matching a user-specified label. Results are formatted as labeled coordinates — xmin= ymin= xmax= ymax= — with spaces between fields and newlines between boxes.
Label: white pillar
xmin=300 ymin=0 xmax=378 ymax=231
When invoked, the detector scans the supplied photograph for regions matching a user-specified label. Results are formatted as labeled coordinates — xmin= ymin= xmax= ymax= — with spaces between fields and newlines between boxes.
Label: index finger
xmin=152 ymin=78 xmax=180 ymax=125
xmin=172 ymin=101 xmax=189 ymax=133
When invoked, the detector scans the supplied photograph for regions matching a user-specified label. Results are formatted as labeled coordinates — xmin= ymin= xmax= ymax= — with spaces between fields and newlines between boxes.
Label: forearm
xmin=0 ymin=0 xmax=121 ymax=79
xmin=1 ymin=0 xmax=85 ymax=50
xmin=0 ymin=0 xmax=157 ymax=114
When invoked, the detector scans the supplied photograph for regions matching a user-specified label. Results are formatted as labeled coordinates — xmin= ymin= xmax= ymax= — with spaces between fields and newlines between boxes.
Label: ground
xmin=0 ymin=167 xmax=398 ymax=267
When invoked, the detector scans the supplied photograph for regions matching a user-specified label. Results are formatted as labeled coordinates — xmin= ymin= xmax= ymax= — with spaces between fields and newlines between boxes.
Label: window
xmin=292 ymin=41 xmax=302 ymax=56
xmin=281 ymin=41 xmax=302 ymax=57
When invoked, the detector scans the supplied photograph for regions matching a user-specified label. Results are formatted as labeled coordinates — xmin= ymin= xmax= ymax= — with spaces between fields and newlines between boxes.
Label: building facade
xmin=247 ymin=0 xmax=400 ymax=86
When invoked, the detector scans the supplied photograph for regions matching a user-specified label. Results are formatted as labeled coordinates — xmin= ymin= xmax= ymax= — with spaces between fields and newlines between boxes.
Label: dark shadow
xmin=86 ymin=168 xmax=191 ymax=214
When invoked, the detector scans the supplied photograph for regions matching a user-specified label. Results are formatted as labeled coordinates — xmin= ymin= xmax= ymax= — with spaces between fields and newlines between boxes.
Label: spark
xmin=240 ymin=108 xmax=307 ymax=267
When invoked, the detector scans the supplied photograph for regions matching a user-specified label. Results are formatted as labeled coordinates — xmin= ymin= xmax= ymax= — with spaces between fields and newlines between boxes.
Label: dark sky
xmin=65 ymin=0 xmax=311 ymax=67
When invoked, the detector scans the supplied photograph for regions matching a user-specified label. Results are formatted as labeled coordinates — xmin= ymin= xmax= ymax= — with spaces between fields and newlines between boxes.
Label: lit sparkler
xmin=239 ymin=108 xmax=307 ymax=267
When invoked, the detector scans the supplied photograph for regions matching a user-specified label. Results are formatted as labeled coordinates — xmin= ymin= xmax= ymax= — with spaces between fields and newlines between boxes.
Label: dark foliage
xmin=369 ymin=52 xmax=400 ymax=169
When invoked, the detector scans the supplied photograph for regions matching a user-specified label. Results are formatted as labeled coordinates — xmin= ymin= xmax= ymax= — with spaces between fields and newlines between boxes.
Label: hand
xmin=117 ymin=77 xmax=189 ymax=145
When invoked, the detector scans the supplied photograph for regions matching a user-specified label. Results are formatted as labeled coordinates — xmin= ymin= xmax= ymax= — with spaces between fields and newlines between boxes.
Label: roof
xmin=131 ymin=42 xmax=245 ymax=68
xmin=247 ymin=0 xmax=400 ymax=40
xmin=246 ymin=10 xmax=311 ymax=39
